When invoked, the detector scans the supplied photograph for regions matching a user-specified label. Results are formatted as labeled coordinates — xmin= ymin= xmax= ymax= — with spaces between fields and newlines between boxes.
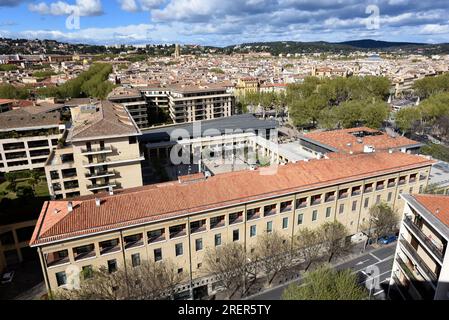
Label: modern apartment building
xmin=44 ymin=101 xmax=145 ymax=199
xmin=168 ymin=85 xmax=234 ymax=124
xmin=31 ymin=151 xmax=433 ymax=295
xmin=389 ymin=194 xmax=449 ymax=300
xmin=107 ymin=87 xmax=149 ymax=129
xmin=0 ymin=107 xmax=65 ymax=173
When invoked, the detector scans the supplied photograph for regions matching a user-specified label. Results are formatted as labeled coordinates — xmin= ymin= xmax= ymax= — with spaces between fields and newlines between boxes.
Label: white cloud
xmin=118 ymin=0 xmax=165 ymax=12
xmin=29 ymin=0 xmax=103 ymax=16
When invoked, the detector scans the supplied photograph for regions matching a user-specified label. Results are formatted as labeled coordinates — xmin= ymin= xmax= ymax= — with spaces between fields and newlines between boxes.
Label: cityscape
xmin=0 ymin=0 xmax=449 ymax=308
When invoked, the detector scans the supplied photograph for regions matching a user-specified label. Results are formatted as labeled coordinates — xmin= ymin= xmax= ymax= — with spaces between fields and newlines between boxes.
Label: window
xmin=311 ymin=194 xmax=322 ymax=205
xmin=296 ymin=197 xmax=308 ymax=208
xmin=376 ymin=195 xmax=381 ymax=204
xmin=215 ymin=234 xmax=222 ymax=246
xmin=178 ymin=268 xmax=183 ymax=274
xmin=0 ymin=231 xmax=14 ymax=245
xmin=280 ymin=201 xmax=292 ymax=212
xmin=250 ymin=225 xmax=257 ymax=237
xmin=82 ymin=265 xmax=93 ymax=279
xmin=210 ymin=215 xmax=225 ymax=229
xmin=339 ymin=204 xmax=345 ymax=214
xmin=195 ymin=238 xmax=203 ymax=251
xmin=409 ymin=187 xmax=413 ymax=194
xmin=364 ymin=198 xmax=369 ymax=209
xmin=282 ymin=217 xmax=289 ymax=229
xmin=387 ymin=192 xmax=393 ymax=202
xmin=129 ymin=136 xmax=137 ymax=144
xmin=297 ymin=213 xmax=304 ymax=225
xmin=131 ymin=253 xmax=141 ymax=267
xmin=267 ymin=221 xmax=273 ymax=233
xmin=107 ymin=259 xmax=117 ymax=273
xmin=148 ymin=228 xmax=165 ymax=243
xmin=398 ymin=190 xmax=403 ymax=199
xmin=419 ymin=185 xmax=423 ymax=193
xmin=352 ymin=201 xmax=357 ymax=212
xmin=229 ymin=212 xmax=243 ymax=224
xmin=197 ymin=263 xmax=202 ymax=269
xmin=233 ymin=229 xmax=239 ymax=242
xmin=56 ymin=271 xmax=67 ymax=287
xmin=175 ymin=243 xmax=183 ymax=256
xmin=312 ymin=210 xmax=318 ymax=221
xmin=247 ymin=208 xmax=260 ymax=221
xmin=326 ymin=207 xmax=332 ymax=218
xmin=154 ymin=249 xmax=162 ymax=262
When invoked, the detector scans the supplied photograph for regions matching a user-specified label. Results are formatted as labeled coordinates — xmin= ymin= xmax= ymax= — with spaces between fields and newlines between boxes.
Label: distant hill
xmin=337 ymin=39 xmax=426 ymax=49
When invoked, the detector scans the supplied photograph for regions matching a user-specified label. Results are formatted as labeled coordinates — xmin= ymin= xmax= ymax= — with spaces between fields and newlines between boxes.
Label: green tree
xmin=362 ymin=101 xmax=389 ymax=129
xmin=320 ymin=221 xmax=351 ymax=262
xmin=282 ymin=265 xmax=368 ymax=300
xmin=363 ymin=203 xmax=399 ymax=242
xmin=395 ymin=106 xmax=421 ymax=135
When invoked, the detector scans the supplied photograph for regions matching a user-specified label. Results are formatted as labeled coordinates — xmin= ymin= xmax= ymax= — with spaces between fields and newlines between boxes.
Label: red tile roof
xmin=413 ymin=194 xmax=449 ymax=229
xmin=30 ymin=152 xmax=434 ymax=246
xmin=303 ymin=127 xmax=421 ymax=154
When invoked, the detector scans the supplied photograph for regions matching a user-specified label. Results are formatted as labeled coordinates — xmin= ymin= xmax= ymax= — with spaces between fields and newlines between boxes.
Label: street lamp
xmin=367 ymin=271 xmax=375 ymax=300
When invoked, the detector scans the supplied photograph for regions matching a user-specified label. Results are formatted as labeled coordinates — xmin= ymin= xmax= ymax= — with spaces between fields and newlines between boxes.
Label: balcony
xmin=190 ymin=221 xmax=207 ymax=234
xmin=392 ymin=272 xmax=414 ymax=301
xmin=399 ymin=237 xmax=438 ymax=285
xmin=87 ymin=183 xmax=117 ymax=191
xmin=124 ymin=234 xmax=144 ymax=249
xmin=396 ymin=257 xmax=435 ymax=300
xmin=210 ymin=216 xmax=225 ymax=229
xmin=229 ymin=213 xmax=243 ymax=225
xmin=403 ymin=217 xmax=444 ymax=264
xmin=247 ymin=210 xmax=260 ymax=221
xmin=81 ymin=146 xmax=113 ymax=155
xmin=280 ymin=202 xmax=293 ymax=213
xmin=99 ymin=239 xmax=121 ymax=255
xmin=83 ymin=153 xmax=145 ymax=168
xmin=46 ymin=252 xmax=69 ymax=268
xmin=85 ymin=170 xmax=117 ymax=180
xmin=264 ymin=206 xmax=277 ymax=217
xmin=73 ymin=245 xmax=96 ymax=261
xmin=148 ymin=230 xmax=166 ymax=244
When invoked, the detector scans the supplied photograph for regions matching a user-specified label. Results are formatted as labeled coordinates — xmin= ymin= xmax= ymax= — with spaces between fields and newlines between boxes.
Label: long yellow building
xmin=30 ymin=151 xmax=434 ymax=297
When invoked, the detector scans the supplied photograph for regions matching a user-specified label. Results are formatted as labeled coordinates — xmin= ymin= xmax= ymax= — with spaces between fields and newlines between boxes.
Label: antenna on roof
xmin=95 ymin=198 xmax=101 ymax=207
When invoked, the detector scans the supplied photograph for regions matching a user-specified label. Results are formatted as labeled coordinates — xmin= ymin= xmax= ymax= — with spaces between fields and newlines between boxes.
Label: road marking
xmin=354 ymin=255 xmax=394 ymax=273
xmin=369 ymin=252 xmax=382 ymax=262
xmin=356 ymin=259 xmax=371 ymax=266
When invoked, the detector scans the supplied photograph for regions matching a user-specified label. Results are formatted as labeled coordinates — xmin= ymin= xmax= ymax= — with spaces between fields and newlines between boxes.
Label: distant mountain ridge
xmin=336 ymin=39 xmax=427 ymax=49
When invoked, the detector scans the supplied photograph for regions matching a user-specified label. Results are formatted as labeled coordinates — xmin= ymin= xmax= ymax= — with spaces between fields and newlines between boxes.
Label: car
xmin=1 ymin=271 xmax=15 ymax=284
xmin=378 ymin=235 xmax=398 ymax=245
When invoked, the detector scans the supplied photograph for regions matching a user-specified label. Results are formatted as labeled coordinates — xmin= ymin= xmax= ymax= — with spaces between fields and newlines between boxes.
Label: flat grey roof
xmin=140 ymin=114 xmax=278 ymax=143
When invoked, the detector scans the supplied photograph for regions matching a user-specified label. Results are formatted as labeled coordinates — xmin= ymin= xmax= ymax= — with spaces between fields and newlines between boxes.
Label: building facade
xmin=31 ymin=152 xmax=433 ymax=296
xmin=0 ymin=109 xmax=65 ymax=173
xmin=108 ymin=87 xmax=149 ymax=129
xmin=389 ymin=194 xmax=449 ymax=300
xmin=44 ymin=101 xmax=144 ymax=199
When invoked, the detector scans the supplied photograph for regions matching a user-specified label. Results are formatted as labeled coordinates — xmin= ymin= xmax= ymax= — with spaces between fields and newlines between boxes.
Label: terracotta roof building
xmin=31 ymin=151 xmax=434 ymax=295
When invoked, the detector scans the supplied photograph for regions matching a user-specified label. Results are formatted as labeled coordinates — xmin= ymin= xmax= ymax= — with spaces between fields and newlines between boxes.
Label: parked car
xmin=1 ymin=271 xmax=15 ymax=284
xmin=378 ymin=235 xmax=398 ymax=245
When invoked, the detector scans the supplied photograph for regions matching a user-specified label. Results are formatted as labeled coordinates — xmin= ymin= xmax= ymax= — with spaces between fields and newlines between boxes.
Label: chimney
xmin=67 ymin=201 xmax=73 ymax=212
xmin=95 ymin=198 xmax=101 ymax=207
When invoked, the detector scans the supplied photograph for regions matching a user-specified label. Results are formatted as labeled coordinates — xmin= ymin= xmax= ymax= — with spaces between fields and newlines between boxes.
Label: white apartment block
xmin=390 ymin=194 xmax=449 ymax=300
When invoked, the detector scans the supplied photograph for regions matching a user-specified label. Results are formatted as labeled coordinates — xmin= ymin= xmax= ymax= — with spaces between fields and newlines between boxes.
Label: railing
xmin=81 ymin=146 xmax=113 ymax=154
xmin=47 ymin=256 xmax=69 ymax=267
xmin=210 ymin=221 xmax=225 ymax=229
xmin=170 ymin=230 xmax=187 ymax=239
xmin=148 ymin=234 xmax=165 ymax=244
xmin=396 ymin=257 xmax=435 ymax=300
xmin=100 ymin=245 xmax=121 ymax=255
xmin=392 ymin=272 xmax=414 ymax=300
xmin=85 ymin=170 xmax=116 ymax=179
xmin=87 ymin=183 xmax=117 ymax=190
xmin=73 ymin=250 xmax=96 ymax=261
xmin=403 ymin=217 xmax=444 ymax=263
xmin=399 ymin=237 xmax=438 ymax=284
xmin=125 ymin=239 xmax=144 ymax=250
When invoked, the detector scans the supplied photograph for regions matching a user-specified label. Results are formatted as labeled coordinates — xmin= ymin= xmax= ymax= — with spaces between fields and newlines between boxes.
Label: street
xmin=247 ymin=244 xmax=396 ymax=300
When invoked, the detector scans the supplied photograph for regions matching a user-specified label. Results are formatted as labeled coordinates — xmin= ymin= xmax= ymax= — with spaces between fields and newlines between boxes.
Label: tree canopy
xmin=282 ymin=265 xmax=368 ymax=300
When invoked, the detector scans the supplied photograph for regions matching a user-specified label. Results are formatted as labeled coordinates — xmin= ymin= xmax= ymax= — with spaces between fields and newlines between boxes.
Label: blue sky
xmin=0 ymin=0 xmax=449 ymax=46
